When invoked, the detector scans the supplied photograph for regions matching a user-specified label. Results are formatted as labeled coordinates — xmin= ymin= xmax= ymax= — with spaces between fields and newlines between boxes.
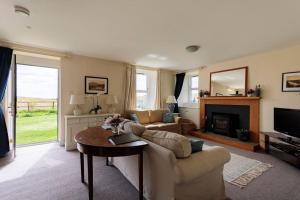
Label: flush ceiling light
xmin=158 ymin=56 xmax=168 ymax=61
xmin=14 ymin=5 xmax=30 ymax=17
xmin=147 ymin=54 xmax=158 ymax=58
xmin=186 ymin=45 xmax=200 ymax=53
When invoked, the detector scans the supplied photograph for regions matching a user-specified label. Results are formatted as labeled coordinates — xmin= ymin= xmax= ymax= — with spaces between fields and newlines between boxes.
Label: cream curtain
xmin=124 ymin=64 xmax=136 ymax=111
xmin=154 ymin=69 xmax=162 ymax=109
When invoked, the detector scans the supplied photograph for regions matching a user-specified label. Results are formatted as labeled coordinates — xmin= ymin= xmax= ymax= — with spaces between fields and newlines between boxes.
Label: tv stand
xmin=261 ymin=132 xmax=300 ymax=168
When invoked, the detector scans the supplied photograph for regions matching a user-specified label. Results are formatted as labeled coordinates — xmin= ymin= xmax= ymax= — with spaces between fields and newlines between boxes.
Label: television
xmin=274 ymin=107 xmax=300 ymax=138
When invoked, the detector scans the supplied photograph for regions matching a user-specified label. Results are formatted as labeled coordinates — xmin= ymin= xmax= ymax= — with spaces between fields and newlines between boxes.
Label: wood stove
xmin=212 ymin=112 xmax=239 ymax=138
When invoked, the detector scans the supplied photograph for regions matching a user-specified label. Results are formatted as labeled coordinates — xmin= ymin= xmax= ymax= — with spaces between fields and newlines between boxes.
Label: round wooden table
xmin=75 ymin=127 xmax=148 ymax=200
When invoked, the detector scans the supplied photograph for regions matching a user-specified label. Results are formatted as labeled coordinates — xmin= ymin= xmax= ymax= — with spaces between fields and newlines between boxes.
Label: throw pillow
xmin=130 ymin=113 xmax=139 ymax=123
xmin=190 ymin=139 xmax=204 ymax=153
xmin=142 ymin=130 xmax=191 ymax=158
xmin=122 ymin=121 xmax=146 ymax=136
xmin=163 ymin=112 xmax=174 ymax=123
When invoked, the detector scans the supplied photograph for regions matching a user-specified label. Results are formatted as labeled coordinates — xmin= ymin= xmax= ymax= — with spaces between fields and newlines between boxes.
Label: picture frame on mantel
xmin=282 ymin=71 xmax=300 ymax=92
xmin=85 ymin=76 xmax=108 ymax=94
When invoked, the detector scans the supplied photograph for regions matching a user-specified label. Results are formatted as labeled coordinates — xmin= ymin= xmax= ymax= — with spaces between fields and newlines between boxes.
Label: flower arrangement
xmin=105 ymin=114 xmax=123 ymax=135
xmin=247 ymin=89 xmax=255 ymax=97
xmin=203 ymin=90 xmax=210 ymax=97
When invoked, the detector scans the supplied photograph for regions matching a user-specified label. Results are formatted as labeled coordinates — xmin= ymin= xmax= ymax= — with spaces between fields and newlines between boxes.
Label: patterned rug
xmin=224 ymin=153 xmax=272 ymax=188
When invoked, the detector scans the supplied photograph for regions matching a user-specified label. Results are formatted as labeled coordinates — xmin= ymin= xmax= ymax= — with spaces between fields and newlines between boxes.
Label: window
xmin=189 ymin=75 xmax=199 ymax=103
xmin=136 ymin=73 xmax=148 ymax=110
xmin=136 ymin=69 xmax=157 ymax=110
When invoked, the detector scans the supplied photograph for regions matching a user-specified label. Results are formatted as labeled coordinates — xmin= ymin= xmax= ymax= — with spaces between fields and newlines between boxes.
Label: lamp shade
xmin=166 ymin=96 xmax=177 ymax=103
xmin=70 ymin=94 xmax=85 ymax=105
xmin=106 ymin=95 xmax=118 ymax=105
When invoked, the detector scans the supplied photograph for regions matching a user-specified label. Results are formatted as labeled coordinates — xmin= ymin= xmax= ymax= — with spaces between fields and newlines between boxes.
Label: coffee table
xmin=75 ymin=127 xmax=148 ymax=200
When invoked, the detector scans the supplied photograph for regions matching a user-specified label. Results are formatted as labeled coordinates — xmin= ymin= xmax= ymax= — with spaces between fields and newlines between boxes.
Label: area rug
xmin=223 ymin=153 xmax=272 ymax=188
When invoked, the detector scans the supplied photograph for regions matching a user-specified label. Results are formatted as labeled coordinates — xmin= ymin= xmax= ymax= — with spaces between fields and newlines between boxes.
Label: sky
xmin=17 ymin=64 xmax=58 ymax=99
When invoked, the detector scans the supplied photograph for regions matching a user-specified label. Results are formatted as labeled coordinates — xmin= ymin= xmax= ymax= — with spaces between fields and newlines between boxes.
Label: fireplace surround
xmin=199 ymin=97 xmax=260 ymax=144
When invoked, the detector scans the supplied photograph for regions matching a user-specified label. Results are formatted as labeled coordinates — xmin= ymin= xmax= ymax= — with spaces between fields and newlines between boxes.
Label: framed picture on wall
xmin=282 ymin=71 xmax=300 ymax=92
xmin=85 ymin=76 xmax=108 ymax=94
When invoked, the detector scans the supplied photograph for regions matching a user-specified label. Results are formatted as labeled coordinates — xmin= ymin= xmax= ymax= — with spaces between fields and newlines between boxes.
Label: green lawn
xmin=16 ymin=110 xmax=57 ymax=145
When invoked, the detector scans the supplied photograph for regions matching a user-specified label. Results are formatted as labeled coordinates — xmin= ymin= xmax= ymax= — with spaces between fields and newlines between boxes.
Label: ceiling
xmin=1 ymin=0 xmax=300 ymax=70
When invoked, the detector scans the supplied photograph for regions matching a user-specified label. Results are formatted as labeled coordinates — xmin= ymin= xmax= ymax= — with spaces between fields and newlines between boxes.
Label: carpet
xmin=224 ymin=153 xmax=272 ymax=188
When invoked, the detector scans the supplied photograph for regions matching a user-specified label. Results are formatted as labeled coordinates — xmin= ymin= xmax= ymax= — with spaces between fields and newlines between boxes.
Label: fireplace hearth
xmin=212 ymin=112 xmax=239 ymax=138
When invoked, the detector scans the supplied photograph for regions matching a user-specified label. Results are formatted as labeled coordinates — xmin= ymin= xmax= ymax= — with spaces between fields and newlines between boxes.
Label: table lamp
xmin=166 ymin=95 xmax=177 ymax=113
xmin=70 ymin=94 xmax=85 ymax=115
xmin=106 ymin=95 xmax=118 ymax=113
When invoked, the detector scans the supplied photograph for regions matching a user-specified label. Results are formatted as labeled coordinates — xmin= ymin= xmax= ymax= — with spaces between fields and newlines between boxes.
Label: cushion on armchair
xmin=142 ymin=130 xmax=191 ymax=158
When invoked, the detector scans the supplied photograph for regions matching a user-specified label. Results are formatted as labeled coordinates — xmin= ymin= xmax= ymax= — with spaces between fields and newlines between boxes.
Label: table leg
xmin=80 ymin=152 xmax=84 ymax=183
xmin=88 ymin=154 xmax=93 ymax=200
xmin=265 ymin=135 xmax=270 ymax=153
xmin=138 ymin=152 xmax=143 ymax=200
xmin=106 ymin=157 xmax=109 ymax=166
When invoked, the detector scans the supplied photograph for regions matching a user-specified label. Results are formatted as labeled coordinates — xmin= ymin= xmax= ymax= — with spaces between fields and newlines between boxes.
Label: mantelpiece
xmin=196 ymin=97 xmax=261 ymax=151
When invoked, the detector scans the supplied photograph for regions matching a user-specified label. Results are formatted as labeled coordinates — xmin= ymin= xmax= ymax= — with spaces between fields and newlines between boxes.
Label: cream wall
xmin=59 ymin=56 xmax=175 ymax=144
xmin=59 ymin=55 xmax=126 ymax=144
xmin=199 ymin=45 xmax=300 ymax=135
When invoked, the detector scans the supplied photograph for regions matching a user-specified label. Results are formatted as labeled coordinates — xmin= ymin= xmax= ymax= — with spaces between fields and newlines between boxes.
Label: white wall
xmin=199 ymin=45 xmax=300 ymax=133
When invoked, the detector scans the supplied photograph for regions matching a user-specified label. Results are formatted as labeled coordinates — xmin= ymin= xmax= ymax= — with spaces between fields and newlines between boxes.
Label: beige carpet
xmin=224 ymin=153 xmax=272 ymax=188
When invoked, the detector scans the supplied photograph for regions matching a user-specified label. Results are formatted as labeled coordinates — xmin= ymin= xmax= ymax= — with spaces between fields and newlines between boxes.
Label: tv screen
xmin=274 ymin=107 xmax=300 ymax=138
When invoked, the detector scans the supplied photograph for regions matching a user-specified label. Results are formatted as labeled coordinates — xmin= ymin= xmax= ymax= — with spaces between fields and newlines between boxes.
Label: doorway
xmin=16 ymin=64 xmax=58 ymax=146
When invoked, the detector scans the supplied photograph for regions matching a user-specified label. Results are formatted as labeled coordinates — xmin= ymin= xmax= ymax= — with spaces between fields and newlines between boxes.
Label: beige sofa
xmin=112 ymin=126 xmax=231 ymax=200
xmin=126 ymin=110 xmax=182 ymax=134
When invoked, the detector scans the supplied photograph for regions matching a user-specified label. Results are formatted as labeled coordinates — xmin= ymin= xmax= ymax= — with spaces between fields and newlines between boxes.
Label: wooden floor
xmin=190 ymin=130 xmax=260 ymax=151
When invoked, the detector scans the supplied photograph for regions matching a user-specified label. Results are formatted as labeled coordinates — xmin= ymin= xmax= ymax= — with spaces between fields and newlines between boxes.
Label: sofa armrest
xmin=175 ymin=146 xmax=230 ymax=184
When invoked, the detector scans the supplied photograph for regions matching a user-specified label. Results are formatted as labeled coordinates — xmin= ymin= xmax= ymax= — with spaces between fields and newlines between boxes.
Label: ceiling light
xmin=14 ymin=5 xmax=30 ymax=17
xmin=147 ymin=54 xmax=158 ymax=58
xmin=158 ymin=56 xmax=168 ymax=61
xmin=186 ymin=45 xmax=200 ymax=53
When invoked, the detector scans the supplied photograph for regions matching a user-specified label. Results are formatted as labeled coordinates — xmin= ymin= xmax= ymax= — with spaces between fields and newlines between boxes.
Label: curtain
xmin=154 ymin=69 xmax=161 ymax=109
xmin=0 ymin=47 xmax=13 ymax=157
xmin=174 ymin=73 xmax=185 ymax=113
xmin=124 ymin=64 xmax=136 ymax=111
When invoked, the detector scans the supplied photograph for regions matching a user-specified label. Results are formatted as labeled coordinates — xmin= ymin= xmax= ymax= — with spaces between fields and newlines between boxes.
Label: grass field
xmin=16 ymin=110 xmax=57 ymax=145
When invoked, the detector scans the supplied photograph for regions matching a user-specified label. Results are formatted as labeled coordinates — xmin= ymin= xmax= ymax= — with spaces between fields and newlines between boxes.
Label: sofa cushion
xmin=124 ymin=122 xmax=146 ymax=136
xmin=119 ymin=119 xmax=146 ymax=136
xmin=149 ymin=110 xmax=165 ymax=123
xmin=130 ymin=113 xmax=140 ymax=123
xmin=134 ymin=111 xmax=150 ymax=124
xmin=142 ymin=130 xmax=191 ymax=158
xmin=190 ymin=139 xmax=204 ymax=153
xmin=163 ymin=112 xmax=175 ymax=123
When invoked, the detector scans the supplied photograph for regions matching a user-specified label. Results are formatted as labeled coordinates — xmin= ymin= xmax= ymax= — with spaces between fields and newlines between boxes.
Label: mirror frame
xmin=209 ymin=66 xmax=248 ymax=97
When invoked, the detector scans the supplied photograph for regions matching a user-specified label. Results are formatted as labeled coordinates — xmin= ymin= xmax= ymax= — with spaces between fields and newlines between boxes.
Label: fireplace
xmin=212 ymin=112 xmax=239 ymax=138
xmin=195 ymin=97 xmax=261 ymax=151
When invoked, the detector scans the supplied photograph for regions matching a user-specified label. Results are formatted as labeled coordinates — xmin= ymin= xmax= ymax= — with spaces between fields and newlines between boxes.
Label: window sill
xmin=178 ymin=103 xmax=199 ymax=109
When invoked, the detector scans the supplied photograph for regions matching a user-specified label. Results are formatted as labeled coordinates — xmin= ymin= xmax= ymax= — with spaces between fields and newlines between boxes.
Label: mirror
xmin=210 ymin=67 xmax=248 ymax=96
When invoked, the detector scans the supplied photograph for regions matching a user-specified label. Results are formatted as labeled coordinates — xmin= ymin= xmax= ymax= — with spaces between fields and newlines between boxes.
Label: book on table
xmin=108 ymin=133 xmax=140 ymax=145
